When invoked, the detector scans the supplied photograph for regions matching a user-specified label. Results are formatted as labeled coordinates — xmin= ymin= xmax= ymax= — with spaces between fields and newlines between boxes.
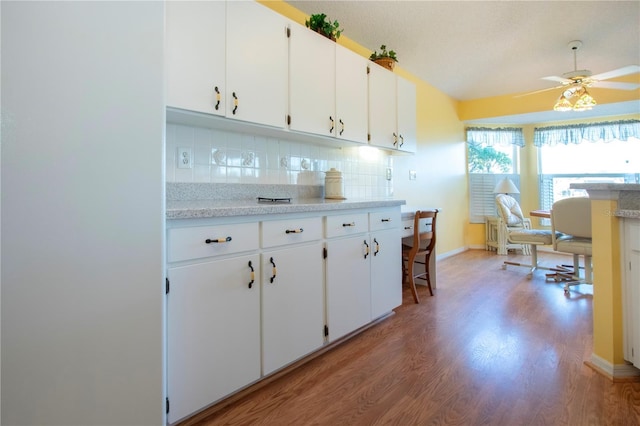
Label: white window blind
xmin=467 ymin=126 xmax=522 ymax=224
xmin=469 ymin=173 xmax=520 ymax=223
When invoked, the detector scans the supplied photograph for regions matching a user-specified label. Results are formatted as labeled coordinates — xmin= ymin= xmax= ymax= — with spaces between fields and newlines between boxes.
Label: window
xmin=467 ymin=127 xmax=523 ymax=223
xmin=535 ymin=120 xmax=640 ymax=213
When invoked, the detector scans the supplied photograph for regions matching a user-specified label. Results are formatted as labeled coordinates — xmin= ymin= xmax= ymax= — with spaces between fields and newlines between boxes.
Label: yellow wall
xmin=590 ymin=199 xmax=625 ymax=364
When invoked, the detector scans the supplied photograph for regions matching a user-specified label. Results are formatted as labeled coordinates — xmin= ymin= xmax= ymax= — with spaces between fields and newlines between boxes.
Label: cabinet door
xmin=167 ymin=254 xmax=260 ymax=424
xmin=226 ymin=1 xmax=287 ymax=128
xmin=336 ymin=44 xmax=368 ymax=144
xmin=262 ymin=243 xmax=325 ymax=375
xmin=166 ymin=1 xmax=225 ymax=115
xmin=371 ymin=228 xmax=402 ymax=319
xmin=326 ymin=236 xmax=372 ymax=341
xmin=368 ymin=62 xmax=397 ymax=149
xmin=623 ymin=219 xmax=640 ymax=367
xmin=397 ymin=76 xmax=417 ymax=153
xmin=288 ymin=21 xmax=336 ymax=137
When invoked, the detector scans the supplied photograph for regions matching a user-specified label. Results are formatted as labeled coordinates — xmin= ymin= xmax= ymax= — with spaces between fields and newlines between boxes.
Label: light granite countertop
xmin=167 ymin=198 xmax=406 ymax=219
xmin=570 ymin=182 xmax=640 ymax=219
xmin=165 ymin=182 xmax=406 ymax=219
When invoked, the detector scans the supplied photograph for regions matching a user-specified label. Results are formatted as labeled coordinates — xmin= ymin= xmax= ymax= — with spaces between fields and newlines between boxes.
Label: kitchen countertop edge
xmin=167 ymin=198 xmax=407 ymax=219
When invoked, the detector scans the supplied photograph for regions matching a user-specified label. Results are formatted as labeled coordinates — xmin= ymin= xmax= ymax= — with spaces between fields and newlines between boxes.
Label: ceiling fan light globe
xmin=573 ymin=91 xmax=597 ymax=111
xmin=553 ymin=96 xmax=573 ymax=112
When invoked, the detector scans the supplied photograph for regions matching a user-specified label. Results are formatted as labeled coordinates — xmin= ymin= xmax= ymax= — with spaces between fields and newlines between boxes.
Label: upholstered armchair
xmin=496 ymin=194 xmax=554 ymax=277
xmin=495 ymin=194 xmax=532 ymax=256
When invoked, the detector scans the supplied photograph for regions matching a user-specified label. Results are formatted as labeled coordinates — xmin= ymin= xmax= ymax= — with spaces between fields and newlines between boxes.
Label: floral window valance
xmin=533 ymin=119 xmax=640 ymax=147
xmin=466 ymin=127 xmax=525 ymax=147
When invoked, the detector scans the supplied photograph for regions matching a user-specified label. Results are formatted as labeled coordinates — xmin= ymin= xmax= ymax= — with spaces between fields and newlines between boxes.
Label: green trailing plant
xmin=305 ymin=13 xmax=343 ymax=40
xmin=369 ymin=45 xmax=398 ymax=62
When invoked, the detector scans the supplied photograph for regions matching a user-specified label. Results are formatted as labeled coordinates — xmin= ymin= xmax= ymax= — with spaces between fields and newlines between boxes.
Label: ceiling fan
xmin=518 ymin=40 xmax=640 ymax=111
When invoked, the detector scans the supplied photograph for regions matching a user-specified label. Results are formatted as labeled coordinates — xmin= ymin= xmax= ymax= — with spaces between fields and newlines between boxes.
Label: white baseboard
xmin=436 ymin=246 xmax=468 ymax=261
xmin=590 ymin=353 xmax=640 ymax=380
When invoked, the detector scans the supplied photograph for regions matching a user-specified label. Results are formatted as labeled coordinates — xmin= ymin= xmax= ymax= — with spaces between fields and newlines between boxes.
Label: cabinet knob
xmin=393 ymin=132 xmax=398 ymax=147
xmin=373 ymin=238 xmax=380 ymax=256
xmin=285 ymin=228 xmax=304 ymax=234
xmin=342 ymin=222 xmax=355 ymax=227
xmin=339 ymin=119 xmax=345 ymax=136
xmin=329 ymin=116 xmax=334 ymax=134
xmin=399 ymin=134 xmax=404 ymax=147
xmin=363 ymin=240 xmax=370 ymax=259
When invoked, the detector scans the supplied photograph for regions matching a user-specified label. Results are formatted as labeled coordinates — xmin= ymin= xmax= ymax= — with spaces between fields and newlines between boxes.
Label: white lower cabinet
xmin=167 ymin=253 xmax=261 ymax=424
xmin=326 ymin=234 xmax=372 ymax=341
xmin=325 ymin=207 xmax=402 ymax=341
xmin=262 ymin=242 xmax=324 ymax=374
xmin=167 ymin=206 xmax=402 ymax=422
xmin=370 ymin=209 xmax=402 ymax=319
xmin=371 ymin=228 xmax=402 ymax=319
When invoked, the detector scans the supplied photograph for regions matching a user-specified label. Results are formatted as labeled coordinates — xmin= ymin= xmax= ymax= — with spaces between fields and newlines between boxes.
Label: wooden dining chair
xmin=402 ymin=209 xmax=438 ymax=303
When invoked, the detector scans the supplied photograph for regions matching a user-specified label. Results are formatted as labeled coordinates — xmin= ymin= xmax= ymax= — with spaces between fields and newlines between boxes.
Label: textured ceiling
xmin=286 ymin=0 xmax=640 ymax=109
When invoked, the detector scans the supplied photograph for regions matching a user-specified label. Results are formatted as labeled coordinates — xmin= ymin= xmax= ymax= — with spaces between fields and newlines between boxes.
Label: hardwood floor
xmin=188 ymin=249 xmax=640 ymax=426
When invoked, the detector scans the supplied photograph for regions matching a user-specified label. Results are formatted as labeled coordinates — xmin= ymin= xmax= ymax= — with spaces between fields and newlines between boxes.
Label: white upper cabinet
xmin=166 ymin=1 xmax=416 ymax=153
xmin=166 ymin=1 xmax=226 ymax=116
xmin=368 ymin=62 xmax=417 ymax=153
xmin=288 ymin=21 xmax=336 ymax=137
xmin=289 ymin=24 xmax=368 ymax=144
xmin=335 ymin=44 xmax=369 ymax=144
xmin=397 ymin=77 xmax=417 ymax=153
xmin=368 ymin=62 xmax=398 ymax=150
xmin=226 ymin=1 xmax=288 ymax=128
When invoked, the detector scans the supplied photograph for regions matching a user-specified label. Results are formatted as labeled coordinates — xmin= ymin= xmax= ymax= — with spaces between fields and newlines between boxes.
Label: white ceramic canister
xmin=324 ymin=168 xmax=345 ymax=199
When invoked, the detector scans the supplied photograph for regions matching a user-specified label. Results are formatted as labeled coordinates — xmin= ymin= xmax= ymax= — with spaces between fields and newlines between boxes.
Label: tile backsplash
xmin=166 ymin=123 xmax=394 ymax=198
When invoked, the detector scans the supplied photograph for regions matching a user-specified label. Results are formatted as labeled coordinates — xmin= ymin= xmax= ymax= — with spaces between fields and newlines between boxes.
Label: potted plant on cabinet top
xmin=369 ymin=45 xmax=398 ymax=71
xmin=305 ymin=13 xmax=343 ymax=41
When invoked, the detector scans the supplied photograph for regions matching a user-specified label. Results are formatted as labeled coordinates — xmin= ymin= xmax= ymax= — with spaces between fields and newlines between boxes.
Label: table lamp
xmin=493 ymin=177 xmax=520 ymax=195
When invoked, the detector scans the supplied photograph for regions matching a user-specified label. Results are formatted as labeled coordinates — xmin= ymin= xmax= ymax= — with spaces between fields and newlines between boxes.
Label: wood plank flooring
xmin=187 ymin=249 xmax=640 ymax=425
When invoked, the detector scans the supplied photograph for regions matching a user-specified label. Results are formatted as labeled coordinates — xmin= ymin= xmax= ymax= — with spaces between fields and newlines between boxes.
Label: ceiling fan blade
xmin=589 ymin=81 xmax=640 ymax=90
xmin=513 ymin=85 xmax=565 ymax=98
xmin=589 ymin=65 xmax=640 ymax=81
xmin=541 ymin=75 xmax=572 ymax=84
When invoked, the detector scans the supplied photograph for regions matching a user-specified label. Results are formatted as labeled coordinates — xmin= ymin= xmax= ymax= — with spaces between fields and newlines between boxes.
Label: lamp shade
xmin=493 ymin=177 xmax=520 ymax=194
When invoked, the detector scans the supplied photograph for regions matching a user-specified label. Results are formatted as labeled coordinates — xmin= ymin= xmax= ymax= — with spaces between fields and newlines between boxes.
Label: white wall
xmin=1 ymin=2 xmax=165 ymax=424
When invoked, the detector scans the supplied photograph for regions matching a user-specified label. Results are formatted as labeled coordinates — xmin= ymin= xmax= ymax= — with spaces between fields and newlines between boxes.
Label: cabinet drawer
xmin=261 ymin=217 xmax=322 ymax=249
xmin=325 ymin=213 xmax=368 ymax=238
xmin=369 ymin=209 xmax=401 ymax=232
xmin=168 ymin=222 xmax=259 ymax=262
xmin=401 ymin=219 xmax=414 ymax=238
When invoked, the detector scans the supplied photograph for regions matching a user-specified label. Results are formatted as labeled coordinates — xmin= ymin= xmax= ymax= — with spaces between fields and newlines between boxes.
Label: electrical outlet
xmin=385 ymin=168 xmax=392 ymax=181
xmin=409 ymin=170 xmax=417 ymax=180
xmin=177 ymin=147 xmax=193 ymax=169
